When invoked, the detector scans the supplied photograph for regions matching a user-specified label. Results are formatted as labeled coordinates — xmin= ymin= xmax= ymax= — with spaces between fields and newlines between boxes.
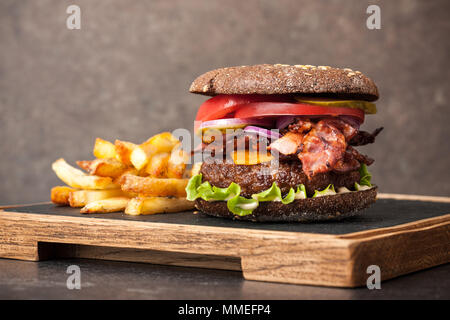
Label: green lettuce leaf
xmin=252 ymin=182 xmax=282 ymax=202
xmin=227 ymin=195 xmax=259 ymax=216
xmin=354 ymin=182 xmax=372 ymax=191
xmin=198 ymin=181 xmax=241 ymax=201
xmin=186 ymin=174 xmax=241 ymax=201
xmin=185 ymin=174 xmax=203 ymax=201
xmin=252 ymin=182 xmax=297 ymax=204
xmin=294 ymin=184 xmax=307 ymax=199
xmin=359 ymin=163 xmax=372 ymax=187
xmin=312 ymin=184 xmax=336 ymax=197
xmin=280 ymin=188 xmax=296 ymax=204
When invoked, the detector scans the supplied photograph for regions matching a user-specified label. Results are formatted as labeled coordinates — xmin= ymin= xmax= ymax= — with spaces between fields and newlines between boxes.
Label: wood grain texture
xmin=0 ymin=195 xmax=449 ymax=287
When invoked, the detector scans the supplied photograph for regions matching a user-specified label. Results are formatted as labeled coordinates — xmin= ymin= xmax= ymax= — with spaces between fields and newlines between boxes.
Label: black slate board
xmin=5 ymin=199 xmax=450 ymax=235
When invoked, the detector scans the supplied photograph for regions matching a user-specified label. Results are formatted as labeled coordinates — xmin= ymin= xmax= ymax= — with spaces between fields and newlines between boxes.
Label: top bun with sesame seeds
xmin=189 ymin=64 xmax=379 ymax=101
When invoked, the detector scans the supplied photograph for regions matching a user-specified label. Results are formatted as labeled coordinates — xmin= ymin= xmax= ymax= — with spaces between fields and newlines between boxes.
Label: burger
xmin=186 ymin=64 xmax=382 ymax=222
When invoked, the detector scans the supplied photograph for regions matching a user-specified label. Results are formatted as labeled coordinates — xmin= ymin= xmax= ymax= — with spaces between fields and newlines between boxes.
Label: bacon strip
xmin=349 ymin=127 xmax=383 ymax=146
xmin=298 ymin=120 xmax=347 ymax=178
xmin=332 ymin=146 xmax=374 ymax=173
xmin=287 ymin=118 xmax=312 ymax=134
xmin=333 ymin=156 xmax=361 ymax=173
xmin=333 ymin=147 xmax=361 ymax=173
xmin=319 ymin=118 xmax=358 ymax=142
xmin=269 ymin=132 xmax=303 ymax=155
xmin=347 ymin=146 xmax=374 ymax=165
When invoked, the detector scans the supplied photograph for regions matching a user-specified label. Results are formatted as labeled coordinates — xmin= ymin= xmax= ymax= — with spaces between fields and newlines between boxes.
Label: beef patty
xmin=200 ymin=160 xmax=360 ymax=198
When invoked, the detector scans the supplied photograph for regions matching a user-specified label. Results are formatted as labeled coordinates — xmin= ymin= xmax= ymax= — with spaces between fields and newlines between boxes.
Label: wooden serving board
xmin=1 ymin=194 xmax=449 ymax=287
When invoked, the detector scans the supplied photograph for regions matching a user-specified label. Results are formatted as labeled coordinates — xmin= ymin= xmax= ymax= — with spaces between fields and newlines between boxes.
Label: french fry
xmin=119 ymin=174 xmax=188 ymax=197
xmin=167 ymin=143 xmax=189 ymax=178
xmin=125 ymin=196 xmax=195 ymax=215
xmin=144 ymin=152 xmax=170 ymax=177
xmin=81 ymin=197 xmax=130 ymax=213
xmin=52 ymin=158 xmax=119 ymax=190
xmin=113 ymin=168 xmax=139 ymax=185
xmin=76 ymin=160 xmax=92 ymax=172
xmin=51 ymin=186 xmax=76 ymax=205
xmin=130 ymin=132 xmax=179 ymax=170
xmin=77 ymin=158 xmax=129 ymax=178
xmin=93 ymin=138 xmax=117 ymax=159
xmin=68 ymin=189 xmax=127 ymax=207
xmin=115 ymin=140 xmax=137 ymax=165
xmin=52 ymin=131 xmax=194 ymax=216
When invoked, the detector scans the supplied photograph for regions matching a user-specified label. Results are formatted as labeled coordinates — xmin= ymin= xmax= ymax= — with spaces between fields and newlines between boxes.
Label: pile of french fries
xmin=51 ymin=132 xmax=198 ymax=215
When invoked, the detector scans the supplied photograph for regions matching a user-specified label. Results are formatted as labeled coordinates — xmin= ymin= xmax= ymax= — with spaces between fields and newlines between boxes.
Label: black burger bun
xmin=195 ymin=187 xmax=377 ymax=222
xmin=190 ymin=64 xmax=379 ymax=101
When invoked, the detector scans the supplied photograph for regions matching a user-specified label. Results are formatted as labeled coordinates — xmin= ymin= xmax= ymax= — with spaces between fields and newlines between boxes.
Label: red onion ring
xmin=276 ymin=116 xmax=297 ymax=129
xmin=243 ymin=126 xmax=281 ymax=139
xmin=198 ymin=118 xmax=273 ymax=132
xmin=339 ymin=115 xmax=361 ymax=129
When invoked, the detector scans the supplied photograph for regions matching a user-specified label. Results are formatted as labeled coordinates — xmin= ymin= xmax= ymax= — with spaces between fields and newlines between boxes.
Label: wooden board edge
xmin=0 ymin=209 xmax=337 ymax=241
xmin=346 ymin=220 xmax=450 ymax=286
xmin=2 ymin=202 xmax=450 ymax=243
xmin=377 ymin=193 xmax=450 ymax=203
xmin=2 ymin=204 xmax=450 ymax=244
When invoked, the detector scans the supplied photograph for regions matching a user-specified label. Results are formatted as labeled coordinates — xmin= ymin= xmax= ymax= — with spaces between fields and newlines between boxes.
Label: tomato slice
xmin=233 ymin=102 xmax=365 ymax=123
xmin=195 ymin=94 xmax=294 ymax=122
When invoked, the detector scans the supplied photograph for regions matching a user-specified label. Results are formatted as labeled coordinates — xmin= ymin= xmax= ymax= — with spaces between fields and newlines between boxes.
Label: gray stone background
xmin=0 ymin=0 xmax=449 ymax=204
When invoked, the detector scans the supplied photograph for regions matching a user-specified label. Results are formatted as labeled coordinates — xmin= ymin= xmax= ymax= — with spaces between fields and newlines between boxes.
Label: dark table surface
xmin=0 ymin=258 xmax=448 ymax=299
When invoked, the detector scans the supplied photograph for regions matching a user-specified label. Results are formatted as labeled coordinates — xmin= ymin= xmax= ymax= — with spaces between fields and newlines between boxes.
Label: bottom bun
xmin=195 ymin=187 xmax=377 ymax=222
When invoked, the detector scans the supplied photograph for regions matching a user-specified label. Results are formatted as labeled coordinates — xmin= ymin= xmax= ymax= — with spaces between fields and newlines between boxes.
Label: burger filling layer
xmin=187 ymin=94 xmax=381 ymax=216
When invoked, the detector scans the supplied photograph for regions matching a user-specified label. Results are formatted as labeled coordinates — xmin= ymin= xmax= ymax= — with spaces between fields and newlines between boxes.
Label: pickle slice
xmin=295 ymin=98 xmax=377 ymax=114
